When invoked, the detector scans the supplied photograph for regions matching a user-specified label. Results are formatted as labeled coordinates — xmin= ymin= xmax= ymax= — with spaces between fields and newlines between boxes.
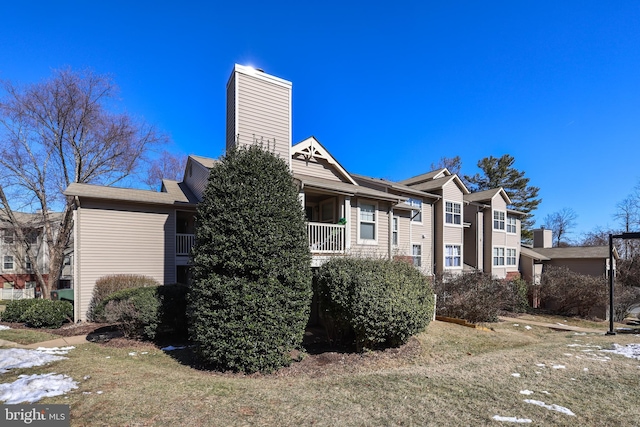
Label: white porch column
xmin=345 ymin=196 xmax=351 ymax=250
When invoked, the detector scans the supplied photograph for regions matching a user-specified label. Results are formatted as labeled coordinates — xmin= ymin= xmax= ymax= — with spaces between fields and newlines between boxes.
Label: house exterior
xmin=66 ymin=64 xmax=524 ymax=321
xmin=0 ymin=212 xmax=71 ymax=298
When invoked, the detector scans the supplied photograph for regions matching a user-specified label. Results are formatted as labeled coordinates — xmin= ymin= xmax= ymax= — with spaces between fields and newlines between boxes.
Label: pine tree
xmin=188 ymin=145 xmax=312 ymax=373
xmin=464 ymin=154 xmax=541 ymax=242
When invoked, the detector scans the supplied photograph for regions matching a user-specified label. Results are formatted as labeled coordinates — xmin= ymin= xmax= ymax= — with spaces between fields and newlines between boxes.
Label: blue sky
xmin=2 ymin=1 xmax=639 ymax=238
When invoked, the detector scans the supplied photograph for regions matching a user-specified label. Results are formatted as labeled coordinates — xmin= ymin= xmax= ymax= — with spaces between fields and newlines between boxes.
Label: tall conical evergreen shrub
xmin=188 ymin=145 xmax=312 ymax=373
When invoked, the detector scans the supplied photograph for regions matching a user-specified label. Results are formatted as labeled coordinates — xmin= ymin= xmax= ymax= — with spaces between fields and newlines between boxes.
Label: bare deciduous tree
xmin=0 ymin=68 xmax=167 ymax=298
xmin=430 ymin=155 xmax=462 ymax=177
xmin=543 ymin=207 xmax=578 ymax=247
xmin=143 ymin=150 xmax=186 ymax=190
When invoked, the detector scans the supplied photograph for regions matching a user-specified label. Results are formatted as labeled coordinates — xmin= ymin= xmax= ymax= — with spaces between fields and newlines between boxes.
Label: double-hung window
xmin=493 ymin=247 xmax=505 ymax=266
xmin=392 ymin=216 xmax=399 ymax=246
xmin=408 ymin=198 xmax=422 ymax=223
xmin=445 ymin=245 xmax=461 ymax=267
xmin=359 ymin=202 xmax=376 ymax=242
xmin=412 ymin=244 xmax=422 ymax=267
xmin=3 ymin=255 xmax=14 ymax=270
xmin=3 ymin=230 xmax=14 ymax=244
xmin=506 ymin=216 xmax=517 ymax=233
xmin=493 ymin=211 xmax=505 ymax=231
xmin=445 ymin=202 xmax=461 ymax=225
xmin=506 ymin=248 xmax=517 ymax=266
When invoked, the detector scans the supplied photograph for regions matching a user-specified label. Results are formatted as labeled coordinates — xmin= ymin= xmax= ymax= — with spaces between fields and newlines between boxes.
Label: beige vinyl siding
xmin=184 ymin=160 xmax=210 ymax=202
xmin=291 ymin=157 xmax=345 ymax=182
xmin=411 ymin=203 xmax=433 ymax=275
xmin=463 ymin=207 xmax=481 ymax=269
xmin=76 ymin=202 xmax=175 ymax=321
xmin=442 ymin=180 xmax=463 ymax=202
xmin=234 ymin=72 xmax=291 ymax=160
xmin=349 ymin=199 xmax=390 ymax=258
xmin=396 ymin=211 xmax=411 ymax=255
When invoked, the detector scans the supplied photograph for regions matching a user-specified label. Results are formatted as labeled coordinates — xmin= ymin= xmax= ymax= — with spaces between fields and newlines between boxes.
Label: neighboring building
xmin=0 ymin=212 xmax=68 ymax=297
xmin=66 ymin=64 xmax=523 ymax=321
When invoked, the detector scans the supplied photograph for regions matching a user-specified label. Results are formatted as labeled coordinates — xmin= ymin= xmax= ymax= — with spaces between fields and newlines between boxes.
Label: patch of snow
xmin=35 ymin=346 xmax=75 ymax=355
xmin=0 ymin=373 xmax=78 ymax=404
xmin=128 ymin=352 xmax=137 ymax=356
xmin=0 ymin=325 xmax=11 ymax=330
xmin=574 ymin=332 xmax=586 ymax=336
xmin=492 ymin=415 xmax=532 ymax=423
xmin=105 ymin=356 xmax=111 ymax=359
xmin=600 ymin=343 xmax=640 ymax=360
xmin=0 ymin=349 xmax=67 ymax=373
xmin=96 ymin=391 xmax=103 ymax=395
xmin=513 ymin=324 xmax=520 ymax=327
xmin=535 ymin=363 xmax=546 ymax=367
xmin=519 ymin=390 xmax=534 ymax=395
xmin=511 ymin=373 xmax=521 ymax=378
xmin=524 ymin=326 xmax=532 ymax=330
xmin=83 ymin=375 xmax=91 ymax=380
xmin=535 ymin=371 xmax=541 ymax=374
xmin=583 ymin=368 xmax=589 ymax=372
xmin=552 ymin=365 xmax=566 ymax=369
xmin=541 ymin=391 xmax=550 ymax=395
xmin=570 ymin=378 xmax=576 ymax=381
xmin=161 ymin=345 xmax=187 ymax=351
xmin=524 ymin=399 xmax=575 ymax=416
xmin=563 ymin=353 xmax=572 ymax=357
xmin=141 ymin=352 xmax=148 ymax=355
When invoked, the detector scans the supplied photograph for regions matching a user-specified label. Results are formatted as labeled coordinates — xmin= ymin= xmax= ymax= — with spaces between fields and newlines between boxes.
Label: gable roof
xmin=407 ymin=174 xmax=470 ymax=195
xmin=464 ymin=188 xmax=511 ymax=205
xmin=399 ymin=168 xmax=450 ymax=186
xmin=188 ymin=155 xmax=217 ymax=169
xmin=65 ymin=181 xmax=197 ymax=207
xmin=292 ymin=136 xmax=357 ymax=185
xmin=525 ymin=246 xmax=616 ymax=260
xmin=520 ymin=246 xmax=551 ymax=261
xmin=351 ymin=174 xmax=441 ymax=201
xmin=294 ymin=174 xmax=408 ymax=203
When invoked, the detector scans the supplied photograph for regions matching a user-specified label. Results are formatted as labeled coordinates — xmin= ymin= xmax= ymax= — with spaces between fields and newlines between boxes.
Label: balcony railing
xmin=307 ymin=222 xmax=346 ymax=254
xmin=176 ymin=233 xmax=195 ymax=256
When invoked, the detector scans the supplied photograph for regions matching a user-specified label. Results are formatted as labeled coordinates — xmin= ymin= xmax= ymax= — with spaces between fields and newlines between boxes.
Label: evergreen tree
xmin=188 ymin=145 xmax=312 ymax=373
xmin=464 ymin=154 xmax=541 ymax=242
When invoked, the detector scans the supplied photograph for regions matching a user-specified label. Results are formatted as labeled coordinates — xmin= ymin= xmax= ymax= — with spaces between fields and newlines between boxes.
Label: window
xmin=412 ymin=244 xmax=422 ymax=267
xmin=26 ymin=259 xmax=32 ymax=271
xmin=408 ymin=198 xmax=422 ymax=223
xmin=359 ymin=202 xmax=376 ymax=242
xmin=493 ymin=247 xmax=505 ymax=266
xmin=25 ymin=229 xmax=39 ymax=244
xmin=392 ymin=216 xmax=399 ymax=246
xmin=3 ymin=255 xmax=14 ymax=270
xmin=445 ymin=201 xmax=461 ymax=225
xmin=3 ymin=230 xmax=14 ymax=244
xmin=493 ymin=211 xmax=505 ymax=230
xmin=445 ymin=245 xmax=461 ymax=267
xmin=64 ymin=256 xmax=71 ymax=266
xmin=507 ymin=248 xmax=517 ymax=266
xmin=506 ymin=216 xmax=517 ymax=233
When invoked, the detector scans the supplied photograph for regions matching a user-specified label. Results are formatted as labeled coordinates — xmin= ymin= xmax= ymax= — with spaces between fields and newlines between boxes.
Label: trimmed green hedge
xmin=316 ymin=257 xmax=434 ymax=351
xmin=2 ymin=299 xmax=72 ymax=328
xmin=97 ymin=284 xmax=188 ymax=340
xmin=87 ymin=274 xmax=159 ymax=322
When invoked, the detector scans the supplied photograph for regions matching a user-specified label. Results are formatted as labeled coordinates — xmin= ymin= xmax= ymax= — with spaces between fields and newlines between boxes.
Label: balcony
xmin=176 ymin=233 xmax=195 ymax=256
xmin=307 ymin=222 xmax=346 ymax=254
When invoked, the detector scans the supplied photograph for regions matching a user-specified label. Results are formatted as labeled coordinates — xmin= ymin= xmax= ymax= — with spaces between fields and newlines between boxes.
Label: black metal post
xmin=606 ymin=234 xmax=616 ymax=335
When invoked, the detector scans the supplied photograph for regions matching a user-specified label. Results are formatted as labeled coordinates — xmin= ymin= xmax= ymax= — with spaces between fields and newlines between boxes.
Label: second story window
xmin=507 ymin=216 xmax=517 ymax=233
xmin=3 ymin=230 xmax=15 ymax=244
xmin=408 ymin=198 xmax=422 ymax=223
xmin=392 ymin=216 xmax=399 ymax=246
xmin=445 ymin=201 xmax=461 ymax=225
xmin=3 ymin=255 xmax=14 ymax=270
xmin=493 ymin=211 xmax=505 ymax=231
xmin=359 ymin=202 xmax=376 ymax=242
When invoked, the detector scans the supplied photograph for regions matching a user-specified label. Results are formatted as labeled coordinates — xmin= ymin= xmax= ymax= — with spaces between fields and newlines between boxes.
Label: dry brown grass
xmin=2 ymin=316 xmax=640 ymax=426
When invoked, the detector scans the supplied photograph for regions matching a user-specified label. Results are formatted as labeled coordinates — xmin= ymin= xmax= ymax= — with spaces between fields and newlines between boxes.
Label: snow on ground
xmin=492 ymin=415 xmax=532 ymax=423
xmin=601 ymin=343 xmax=640 ymax=360
xmin=524 ymin=399 xmax=575 ymax=416
xmin=0 ymin=373 xmax=78 ymax=404
xmin=0 ymin=325 xmax=11 ymax=331
xmin=0 ymin=348 xmax=71 ymax=373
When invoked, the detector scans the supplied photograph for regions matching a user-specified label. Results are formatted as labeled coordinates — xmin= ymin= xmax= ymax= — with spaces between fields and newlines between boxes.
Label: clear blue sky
xmin=2 ymin=1 xmax=639 ymax=238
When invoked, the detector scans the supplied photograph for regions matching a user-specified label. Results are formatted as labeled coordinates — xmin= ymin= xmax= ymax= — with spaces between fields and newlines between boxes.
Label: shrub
xmin=433 ymin=272 xmax=525 ymax=323
xmin=316 ymin=257 xmax=434 ymax=351
xmin=539 ymin=266 xmax=606 ymax=319
xmin=1 ymin=299 xmax=41 ymax=323
xmin=188 ymin=145 xmax=312 ymax=373
xmin=98 ymin=284 xmax=189 ymax=340
xmin=87 ymin=275 xmax=159 ymax=322
xmin=613 ymin=284 xmax=640 ymax=322
xmin=20 ymin=299 xmax=72 ymax=328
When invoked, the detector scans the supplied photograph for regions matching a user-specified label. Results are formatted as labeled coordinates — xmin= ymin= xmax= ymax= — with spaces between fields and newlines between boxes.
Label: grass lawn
xmin=2 ymin=315 xmax=640 ymax=426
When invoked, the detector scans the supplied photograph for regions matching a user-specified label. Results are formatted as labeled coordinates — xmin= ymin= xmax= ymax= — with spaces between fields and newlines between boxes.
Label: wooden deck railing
xmin=176 ymin=233 xmax=195 ymax=256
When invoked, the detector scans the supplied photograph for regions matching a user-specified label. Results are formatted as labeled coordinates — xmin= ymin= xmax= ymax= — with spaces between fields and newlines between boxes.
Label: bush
xmin=433 ymin=272 xmax=526 ymax=323
xmin=87 ymin=275 xmax=159 ymax=322
xmin=316 ymin=257 xmax=434 ymax=351
xmin=188 ymin=145 xmax=312 ymax=373
xmin=539 ymin=266 xmax=606 ymax=319
xmin=613 ymin=284 xmax=640 ymax=322
xmin=21 ymin=299 xmax=73 ymax=328
xmin=98 ymin=284 xmax=189 ymax=340
xmin=1 ymin=299 xmax=42 ymax=323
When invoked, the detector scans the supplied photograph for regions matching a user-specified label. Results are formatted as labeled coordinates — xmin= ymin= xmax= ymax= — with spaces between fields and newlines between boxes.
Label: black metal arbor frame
xmin=607 ymin=232 xmax=640 ymax=335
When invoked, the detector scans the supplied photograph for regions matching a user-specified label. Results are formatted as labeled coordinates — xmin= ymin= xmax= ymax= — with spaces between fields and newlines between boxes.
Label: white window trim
xmin=506 ymin=248 xmax=517 ymax=266
xmin=444 ymin=243 xmax=462 ymax=269
xmin=412 ymin=243 xmax=422 ymax=267
xmin=506 ymin=215 xmax=517 ymax=234
xmin=444 ymin=200 xmax=462 ymax=227
xmin=408 ymin=198 xmax=423 ymax=224
xmin=3 ymin=255 xmax=14 ymax=271
xmin=357 ymin=199 xmax=378 ymax=245
xmin=493 ymin=246 xmax=505 ymax=266
xmin=493 ymin=210 xmax=506 ymax=232
xmin=392 ymin=215 xmax=399 ymax=247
